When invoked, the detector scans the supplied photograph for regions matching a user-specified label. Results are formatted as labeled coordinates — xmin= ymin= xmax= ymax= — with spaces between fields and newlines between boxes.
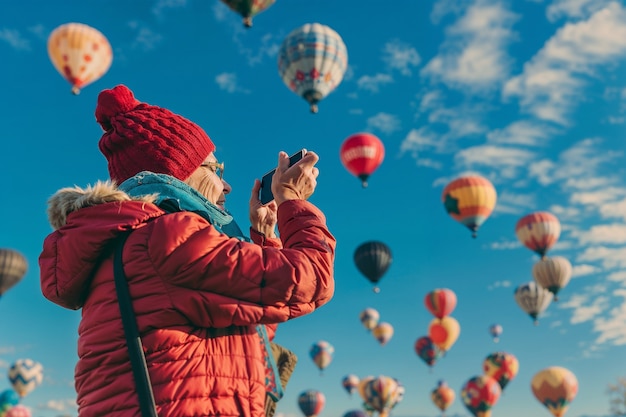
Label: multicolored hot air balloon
xmin=532 ymin=256 xmax=572 ymax=301
xmin=342 ymin=374 xmax=360 ymax=396
xmin=0 ymin=389 xmax=19 ymax=416
xmin=442 ymin=175 xmax=497 ymax=238
xmin=424 ymin=288 xmax=457 ymax=319
xmin=340 ymin=133 xmax=385 ymax=188
xmin=5 ymin=405 xmax=31 ymax=417
xmin=278 ymin=23 xmax=348 ymax=113
xmin=431 ymin=380 xmax=455 ymax=415
xmin=359 ymin=375 xmax=401 ymax=417
xmin=514 ymin=281 xmax=552 ymax=325
xmin=531 ymin=367 xmax=578 ymax=417
xmin=0 ymin=249 xmax=28 ymax=298
xmin=359 ymin=308 xmax=380 ymax=331
xmin=8 ymin=359 xmax=43 ymax=398
xmin=460 ymin=375 xmax=502 ymax=417
xmin=415 ymin=336 xmax=444 ymax=369
xmin=298 ymin=390 xmax=325 ymax=417
xmin=482 ymin=352 xmax=519 ymax=391
xmin=309 ymin=340 xmax=334 ymax=372
xmin=488 ymin=324 xmax=503 ymax=343
xmin=220 ymin=0 xmax=275 ymax=27
xmin=428 ymin=317 xmax=461 ymax=352
xmin=47 ymin=23 xmax=113 ymax=95
xmin=515 ymin=211 xmax=561 ymax=258
xmin=354 ymin=241 xmax=392 ymax=293
xmin=372 ymin=322 xmax=394 ymax=346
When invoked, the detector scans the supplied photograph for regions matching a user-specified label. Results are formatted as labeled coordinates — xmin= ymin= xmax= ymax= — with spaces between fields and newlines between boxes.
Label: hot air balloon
xmin=531 ymin=367 xmax=578 ymax=417
xmin=515 ymin=211 xmax=561 ymax=258
xmin=340 ymin=133 xmax=385 ymax=188
xmin=442 ymin=175 xmax=497 ymax=238
xmin=359 ymin=308 xmax=380 ymax=331
xmin=343 ymin=410 xmax=369 ymax=417
xmin=220 ymin=0 xmax=275 ymax=28
xmin=414 ymin=336 xmax=444 ymax=369
xmin=391 ymin=379 xmax=404 ymax=409
xmin=354 ymin=241 xmax=392 ymax=293
xmin=298 ymin=390 xmax=325 ymax=417
xmin=0 ymin=249 xmax=28 ymax=298
xmin=514 ymin=281 xmax=552 ymax=325
xmin=532 ymin=256 xmax=572 ymax=301
xmin=278 ymin=23 xmax=348 ymax=113
xmin=4 ymin=405 xmax=31 ymax=417
xmin=428 ymin=317 xmax=461 ymax=352
xmin=482 ymin=352 xmax=519 ymax=391
xmin=359 ymin=375 xmax=401 ymax=417
xmin=424 ymin=288 xmax=457 ymax=319
xmin=342 ymin=374 xmax=360 ymax=396
xmin=0 ymin=389 xmax=19 ymax=415
xmin=372 ymin=322 xmax=394 ymax=346
xmin=47 ymin=23 xmax=113 ymax=95
xmin=460 ymin=375 xmax=502 ymax=417
xmin=488 ymin=324 xmax=503 ymax=343
xmin=8 ymin=359 xmax=43 ymax=398
xmin=309 ymin=341 xmax=334 ymax=373
xmin=431 ymin=380 xmax=455 ymax=415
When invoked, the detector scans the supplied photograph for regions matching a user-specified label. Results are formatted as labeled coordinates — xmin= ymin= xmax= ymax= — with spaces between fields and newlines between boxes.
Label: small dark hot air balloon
xmin=220 ymin=0 xmax=275 ymax=28
xmin=0 ymin=249 xmax=28 ymax=298
xmin=354 ymin=241 xmax=392 ymax=293
xmin=340 ymin=133 xmax=385 ymax=187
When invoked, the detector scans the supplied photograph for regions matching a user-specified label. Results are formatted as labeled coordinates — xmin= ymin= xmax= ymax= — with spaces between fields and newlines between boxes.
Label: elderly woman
xmin=39 ymin=85 xmax=335 ymax=417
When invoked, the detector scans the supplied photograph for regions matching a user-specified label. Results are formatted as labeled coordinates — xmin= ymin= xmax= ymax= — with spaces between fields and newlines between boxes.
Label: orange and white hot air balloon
xmin=428 ymin=316 xmax=460 ymax=352
xmin=372 ymin=322 xmax=394 ymax=346
xmin=515 ymin=212 xmax=561 ymax=258
xmin=48 ymin=23 xmax=113 ymax=95
xmin=442 ymin=175 xmax=497 ymax=238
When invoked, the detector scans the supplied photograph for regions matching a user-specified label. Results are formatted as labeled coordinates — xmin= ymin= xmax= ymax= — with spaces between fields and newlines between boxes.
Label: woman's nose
xmin=222 ymin=179 xmax=232 ymax=194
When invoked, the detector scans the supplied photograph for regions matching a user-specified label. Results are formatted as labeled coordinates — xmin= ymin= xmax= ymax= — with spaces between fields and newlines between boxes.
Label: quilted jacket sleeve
xmin=140 ymin=200 xmax=335 ymax=328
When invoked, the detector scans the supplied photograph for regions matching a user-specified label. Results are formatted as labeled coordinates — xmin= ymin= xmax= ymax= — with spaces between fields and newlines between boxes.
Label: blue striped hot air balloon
xmin=8 ymin=359 xmax=43 ymax=398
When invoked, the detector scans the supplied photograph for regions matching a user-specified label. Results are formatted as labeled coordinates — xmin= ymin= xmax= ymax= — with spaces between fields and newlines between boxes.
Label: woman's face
xmin=185 ymin=152 xmax=231 ymax=210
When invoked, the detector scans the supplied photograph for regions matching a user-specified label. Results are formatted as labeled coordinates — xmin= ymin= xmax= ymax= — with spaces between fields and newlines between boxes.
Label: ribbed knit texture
xmin=96 ymin=85 xmax=215 ymax=183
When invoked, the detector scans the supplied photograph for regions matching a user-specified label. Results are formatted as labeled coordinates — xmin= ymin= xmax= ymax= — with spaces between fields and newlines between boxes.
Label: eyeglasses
xmin=200 ymin=161 xmax=225 ymax=180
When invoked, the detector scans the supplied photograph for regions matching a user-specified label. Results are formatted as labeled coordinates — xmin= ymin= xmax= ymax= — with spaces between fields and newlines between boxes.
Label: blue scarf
xmin=118 ymin=171 xmax=283 ymax=401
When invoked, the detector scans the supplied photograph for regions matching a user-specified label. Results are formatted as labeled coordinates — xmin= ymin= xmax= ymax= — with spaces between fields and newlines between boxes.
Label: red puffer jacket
xmin=39 ymin=182 xmax=335 ymax=417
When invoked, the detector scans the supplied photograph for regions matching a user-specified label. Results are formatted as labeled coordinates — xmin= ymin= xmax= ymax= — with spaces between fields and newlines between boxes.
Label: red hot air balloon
xmin=340 ymin=133 xmax=385 ymax=188
xmin=424 ymin=288 xmax=457 ymax=319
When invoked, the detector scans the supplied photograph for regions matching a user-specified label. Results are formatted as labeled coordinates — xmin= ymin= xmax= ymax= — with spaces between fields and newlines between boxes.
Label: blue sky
xmin=1 ymin=1 xmax=625 ymax=416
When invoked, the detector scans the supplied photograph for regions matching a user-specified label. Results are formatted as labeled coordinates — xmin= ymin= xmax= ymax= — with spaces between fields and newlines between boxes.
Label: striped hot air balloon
xmin=424 ymin=288 xmax=457 ymax=319
xmin=8 ymin=359 xmax=43 ymax=398
xmin=515 ymin=211 xmax=561 ymax=258
xmin=0 ymin=249 xmax=28 ymax=297
xmin=220 ymin=0 xmax=275 ymax=28
xmin=298 ymin=390 xmax=325 ymax=417
xmin=532 ymin=256 xmax=572 ymax=301
xmin=531 ymin=367 xmax=578 ymax=417
xmin=514 ymin=281 xmax=552 ymax=325
xmin=442 ymin=175 xmax=497 ymax=238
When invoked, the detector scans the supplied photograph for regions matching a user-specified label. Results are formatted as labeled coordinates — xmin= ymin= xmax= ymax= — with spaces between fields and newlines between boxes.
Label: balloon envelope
xmin=309 ymin=340 xmax=334 ymax=371
xmin=359 ymin=308 xmax=380 ymax=331
xmin=488 ymin=324 xmax=503 ymax=342
xmin=414 ymin=336 xmax=443 ymax=368
xmin=278 ymin=23 xmax=348 ymax=113
xmin=442 ymin=175 xmax=497 ymax=238
xmin=482 ymin=352 xmax=519 ymax=390
xmin=0 ymin=389 xmax=19 ymax=411
xmin=431 ymin=380 xmax=455 ymax=412
xmin=460 ymin=375 xmax=501 ymax=417
xmin=298 ymin=390 xmax=325 ymax=417
xmin=424 ymin=288 xmax=457 ymax=319
xmin=343 ymin=410 xmax=369 ymax=417
xmin=532 ymin=256 xmax=572 ymax=301
xmin=354 ymin=241 xmax=392 ymax=292
xmin=514 ymin=281 xmax=552 ymax=324
xmin=515 ymin=211 xmax=561 ymax=258
xmin=5 ymin=405 xmax=31 ymax=417
xmin=0 ymin=249 xmax=28 ymax=296
xmin=342 ymin=374 xmax=360 ymax=396
xmin=531 ymin=367 xmax=578 ymax=417
xmin=220 ymin=0 xmax=275 ymax=27
xmin=340 ymin=133 xmax=385 ymax=187
xmin=359 ymin=375 xmax=401 ymax=416
xmin=428 ymin=317 xmax=461 ymax=352
xmin=372 ymin=322 xmax=394 ymax=346
xmin=8 ymin=359 xmax=43 ymax=398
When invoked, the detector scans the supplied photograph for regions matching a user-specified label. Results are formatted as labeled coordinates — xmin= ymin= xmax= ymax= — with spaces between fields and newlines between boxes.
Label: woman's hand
xmin=249 ymin=179 xmax=278 ymax=238
xmin=272 ymin=150 xmax=319 ymax=206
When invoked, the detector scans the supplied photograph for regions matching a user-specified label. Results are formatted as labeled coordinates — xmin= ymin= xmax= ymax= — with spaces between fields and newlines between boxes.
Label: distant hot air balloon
xmin=340 ymin=133 xmax=385 ymax=188
xmin=359 ymin=308 xmax=380 ymax=331
xmin=47 ymin=23 xmax=113 ymax=95
xmin=309 ymin=341 xmax=334 ymax=372
xmin=298 ymin=390 xmax=325 ymax=417
xmin=0 ymin=249 xmax=28 ymax=298
xmin=531 ymin=367 xmax=578 ymax=417
xmin=514 ymin=281 xmax=552 ymax=325
xmin=342 ymin=374 xmax=360 ymax=396
xmin=0 ymin=389 xmax=19 ymax=414
xmin=354 ymin=241 xmax=392 ymax=293
xmin=424 ymin=288 xmax=457 ymax=319
xmin=278 ymin=23 xmax=348 ymax=113
xmin=428 ymin=317 xmax=461 ymax=352
xmin=391 ymin=379 xmax=404 ymax=409
xmin=8 ymin=359 xmax=43 ymax=398
xmin=488 ymin=324 xmax=503 ymax=343
xmin=414 ymin=336 xmax=444 ymax=369
xmin=482 ymin=352 xmax=519 ymax=391
xmin=431 ymin=380 xmax=455 ymax=415
xmin=220 ymin=0 xmax=275 ymax=28
xmin=372 ymin=322 xmax=394 ymax=346
xmin=532 ymin=256 xmax=572 ymax=301
xmin=442 ymin=175 xmax=497 ymax=238
xmin=515 ymin=212 xmax=561 ymax=258
xmin=359 ymin=375 xmax=401 ymax=417
xmin=343 ymin=410 xmax=369 ymax=417
xmin=5 ymin=405 xmax=31 ymax=417
xmin=460 ymin=375 xmax=502 ymax=417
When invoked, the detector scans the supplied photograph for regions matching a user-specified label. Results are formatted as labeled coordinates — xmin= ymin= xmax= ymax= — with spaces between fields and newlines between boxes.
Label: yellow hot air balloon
xmin=442 ymin=175 xmax=497 ymax=238
xmin=372 ymin=322 xmax=394 ymax=346
xmin=531 ymin=367 xmax=578 ymax=417
xmin=428 ymin=316 xmax=460 ymax=352
xmin=48 ymin=23 xmax=113 ymax=95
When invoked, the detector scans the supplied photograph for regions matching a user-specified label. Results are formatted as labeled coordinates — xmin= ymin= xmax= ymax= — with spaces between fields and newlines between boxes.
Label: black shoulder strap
xmin=113 ymin=232 xmax=159 ymax=417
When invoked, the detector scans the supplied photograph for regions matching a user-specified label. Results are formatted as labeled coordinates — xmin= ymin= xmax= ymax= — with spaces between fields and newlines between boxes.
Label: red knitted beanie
xmin=96 ymin=85 xmax=215 ymax=183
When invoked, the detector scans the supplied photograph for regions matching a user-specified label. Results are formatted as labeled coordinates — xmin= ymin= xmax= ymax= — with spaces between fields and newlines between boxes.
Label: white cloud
xmin=570 ymin=187 xmax=626 ymax=207
xmin=593 ymin=289 xmax=626 ymax=345
xmin=489 ymin=240 xmax=521 ymax=250
xmin=382 ymin=40 xmax=421 ymax=76
xmin=571 ymin=263 xmax=601 ymax=277
xmin=357 ymin=74 xmax=394 ymax=93
xmin=559 ymin=293 xmax=609 ymax=324
xmin=152 ymin=0 xmax=187 ymax=18
xmin=572 ymin=224 xmax=626 ymax=245
xmin=0 ymin=28 xmax=30 ymax=51
xmin=577 ymin=246 xmax=626 ymax=269
xmin=487 ymin=280 xmax=512 ymax=290
xmin=503 ymin=3 xmax=626 ymax=124
xmin=547 ymin=0 xmax=613 ymax=22
xmin=486 ymin=120 xmax=556 ymax=146
xmin=127 ymin=22 xmax=163 ymax=51
xmin=417 ymin=158 xmax=444 ymax=169
xmin=401 ymin=128 xmax=445 ymax=154
xmin=549 ymin=204 xmax=581 ymax=221
xmin=600 ymin=197 xmax=626 ymax=221
xmin=608 ymin=270 xmax=626 ymax=283
xmin=493 ymin=191 xmax=536 ymax=215
xmin=38 ymin=399 xmax=77 ymax=412
xmin=215 ymin=72 xmax=250 ymax=94
xmin=454 ymin=145 xmax=535 ymax=178
xmin=422 ymin=0 xmax=519 ymax=91
xmin=366 ymin=113 xmax=401 ymax=134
